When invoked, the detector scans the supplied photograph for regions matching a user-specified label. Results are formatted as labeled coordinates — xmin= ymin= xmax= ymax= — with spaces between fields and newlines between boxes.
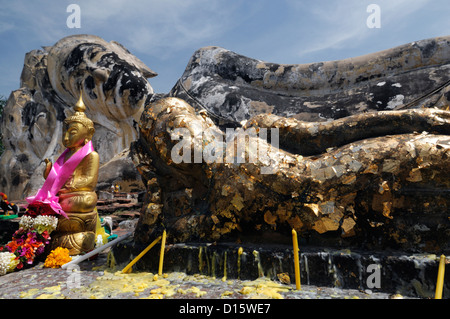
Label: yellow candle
xmin=122 ymin=236 xmax=162 ymax=274
xmin=237 ymin=247 xmax=243 ymax=279
xmin=158 ymin=230 xmax=167 ymax=276
xmin=292 ymin=229 xmax=301 ymax=290
xmin=435 ymin=254 xmax=446 ymax=299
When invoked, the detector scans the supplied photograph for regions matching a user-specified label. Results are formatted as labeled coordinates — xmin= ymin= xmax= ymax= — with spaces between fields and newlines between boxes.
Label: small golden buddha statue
xmin=46 ymin=93 xmax=100 ymax=255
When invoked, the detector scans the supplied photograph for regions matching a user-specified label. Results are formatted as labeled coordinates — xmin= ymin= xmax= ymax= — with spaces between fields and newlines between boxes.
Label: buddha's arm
xmin=76 ymin=151 xmax=99 ymax=190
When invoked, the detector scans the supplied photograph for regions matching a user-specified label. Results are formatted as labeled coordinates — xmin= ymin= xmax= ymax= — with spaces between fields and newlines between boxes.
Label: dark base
xmin=111 ymin=239 xmax=449 ymax=298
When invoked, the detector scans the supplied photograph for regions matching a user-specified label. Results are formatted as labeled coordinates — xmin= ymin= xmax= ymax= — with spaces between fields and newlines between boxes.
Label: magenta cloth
xmin=26 ymin=141 xmax=94 ymax=218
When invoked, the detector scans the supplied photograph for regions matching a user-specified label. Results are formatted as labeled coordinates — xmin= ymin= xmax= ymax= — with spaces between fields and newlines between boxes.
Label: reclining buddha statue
xmin=10 ymin=34 xmax=449 ymax=253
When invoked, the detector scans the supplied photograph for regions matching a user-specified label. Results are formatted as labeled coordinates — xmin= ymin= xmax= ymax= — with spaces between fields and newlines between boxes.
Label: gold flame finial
xmin=74 ymin=91 xmax=86 ymax=113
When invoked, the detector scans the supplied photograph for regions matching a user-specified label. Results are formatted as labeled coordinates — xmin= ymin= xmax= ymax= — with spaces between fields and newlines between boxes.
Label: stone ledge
xmin=111 ymin=240 xmax=449 ymax=298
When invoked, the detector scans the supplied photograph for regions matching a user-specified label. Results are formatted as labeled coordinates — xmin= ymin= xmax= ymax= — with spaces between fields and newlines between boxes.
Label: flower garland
xmin=0 ymin=202 xmax=59 ymax=275
xmin=0 ymin=252 xmax=19 ymax=275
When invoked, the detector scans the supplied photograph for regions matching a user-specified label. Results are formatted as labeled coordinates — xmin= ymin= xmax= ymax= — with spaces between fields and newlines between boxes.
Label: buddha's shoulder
xmin=86 ymin=150 xmax=99 ymax=161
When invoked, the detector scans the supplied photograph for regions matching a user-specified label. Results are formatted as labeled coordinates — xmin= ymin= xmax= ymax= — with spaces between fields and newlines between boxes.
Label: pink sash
xmin=26 ymin=141 xmax=94 ymax=218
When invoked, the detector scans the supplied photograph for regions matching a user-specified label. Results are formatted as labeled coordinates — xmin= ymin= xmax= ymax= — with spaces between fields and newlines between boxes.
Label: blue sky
xmin=0 ymin=0 xmax=449 ymax=98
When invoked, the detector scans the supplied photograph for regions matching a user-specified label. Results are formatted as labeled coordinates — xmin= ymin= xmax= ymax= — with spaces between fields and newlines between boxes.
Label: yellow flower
xmin=44 ymin=247 xmax=72 ymax=268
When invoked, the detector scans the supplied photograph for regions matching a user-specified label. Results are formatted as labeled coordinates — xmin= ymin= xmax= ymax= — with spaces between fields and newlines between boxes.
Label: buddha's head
xmin=63 ymin=94 xmax=95 ymax=149
xmin=47 ymin=35 xmax=156 ymax=121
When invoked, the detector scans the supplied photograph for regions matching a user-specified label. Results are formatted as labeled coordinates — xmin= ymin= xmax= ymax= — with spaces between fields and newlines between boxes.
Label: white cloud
xmin=0 ymin=0 xmax=246 ymax=57
xmin=4 ymin=0 xmax=437 ymax=62
xmin=0 ymin=0 xmax=250 ymax=93
xmin=285 ymin=0 xmax=432 ymax=59
xmin=0 ymin=0 xmax=447 ymax=95
xmin=76 ymin=0 xmax=246 ymax=58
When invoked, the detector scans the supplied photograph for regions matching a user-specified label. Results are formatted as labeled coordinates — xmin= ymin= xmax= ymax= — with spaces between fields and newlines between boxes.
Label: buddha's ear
xmin=85 ymin=127 xmax=95 ymax=143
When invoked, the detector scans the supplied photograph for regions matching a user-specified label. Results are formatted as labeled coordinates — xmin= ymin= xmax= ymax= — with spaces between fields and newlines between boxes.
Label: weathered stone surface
xmin=111 ymin=241 xmax=450 ymax=298
xmin=170 ymin=37 xmax=450 ymax=125
xmin=0 ymin=35 xmax=152 ymax=199
xmin=132 ymin=36 xmax=450 ymax=252
xmin=97 ymin=148 xmax=144 ymax=193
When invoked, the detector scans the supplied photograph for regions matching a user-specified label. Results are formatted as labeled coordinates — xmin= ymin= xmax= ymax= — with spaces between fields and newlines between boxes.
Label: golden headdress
xmin=64 ymin=92 xmax=95 ymax=132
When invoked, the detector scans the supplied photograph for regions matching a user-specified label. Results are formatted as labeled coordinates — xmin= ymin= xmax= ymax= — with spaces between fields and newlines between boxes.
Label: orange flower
xmin=44 ymin=247 xmax=72 ymax=268
xmin=6 ymin=240 xmax=19 ymax=253
xmin=23 ymin=247 xmax=34 ymax=262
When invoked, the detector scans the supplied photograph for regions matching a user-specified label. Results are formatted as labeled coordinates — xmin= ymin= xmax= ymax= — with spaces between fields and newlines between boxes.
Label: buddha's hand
xmin=44 ymin=158 xmax=52 ymax=179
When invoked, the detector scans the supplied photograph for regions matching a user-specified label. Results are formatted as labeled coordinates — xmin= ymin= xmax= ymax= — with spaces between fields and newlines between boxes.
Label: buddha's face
xmin=63 ymin=122 xmax=91 ymax=149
